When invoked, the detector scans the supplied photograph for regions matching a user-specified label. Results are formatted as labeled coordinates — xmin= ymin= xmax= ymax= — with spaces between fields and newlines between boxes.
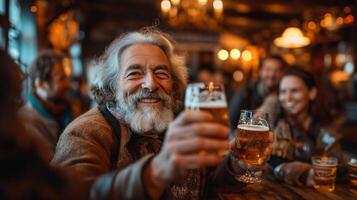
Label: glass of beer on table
xmin=348 ymin=158 xmax=357 ymax=193
xmin=311 ymin=156 xmax=338 ymax=192
xmin=233 ymin=110 xmax=270 ymax=183
xmin=185 ymin=82 xmax=229 ymax=156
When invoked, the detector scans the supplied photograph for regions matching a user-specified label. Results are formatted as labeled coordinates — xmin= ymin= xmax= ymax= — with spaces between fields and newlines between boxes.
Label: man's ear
xmin=309 ymin=87 xmax=317 ymax=101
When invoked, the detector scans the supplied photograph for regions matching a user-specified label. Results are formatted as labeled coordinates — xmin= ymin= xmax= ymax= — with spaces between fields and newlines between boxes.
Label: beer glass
xmin=185 ymin=82 xmax=229 ymax=156
xmin=348 ymin=158 xmax=357 ymax=193
xmin=234 ymin=110 xmax=270 ymax=183
xmin=312 ymin=156 xmax=338 ymax=192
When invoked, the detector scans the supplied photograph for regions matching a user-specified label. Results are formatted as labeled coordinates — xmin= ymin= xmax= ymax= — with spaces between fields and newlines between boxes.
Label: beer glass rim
xmin=240 ymin=109 xmax=267 ymax=114
xmin=185 ymin=81 xmax=227 ymax=109
xmin=187 ymin=82 xmax=224 ymax=88
xmin=238 ymin=109 xmax=270 ymax=130
xmin=349 ymin=158 xmax=357 ymax=165
xmin=311 ymin=156 xmax=338 ymax=166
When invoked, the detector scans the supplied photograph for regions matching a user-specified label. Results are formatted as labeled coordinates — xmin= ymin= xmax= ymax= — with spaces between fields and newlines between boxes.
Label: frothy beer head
xmin=237 ymin=124 xmax=269 ymax=132
xmin=194 ymin=101 xmax=227 ymax=108
xmin=185 ymin=82 xmax=227 ymax=109
xmin=185 ymin=82 xmax=228 ymax=126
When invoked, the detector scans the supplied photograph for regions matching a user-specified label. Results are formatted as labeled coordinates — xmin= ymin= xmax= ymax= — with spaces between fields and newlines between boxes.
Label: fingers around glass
xmin=184 ymin=82 xmax=229 ymax=158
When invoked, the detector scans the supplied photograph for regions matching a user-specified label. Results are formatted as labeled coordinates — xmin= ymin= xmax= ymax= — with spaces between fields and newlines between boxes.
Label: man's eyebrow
xmin=153 ymin=64 xmax=170 ymax=71
xmin=124 ymin=64 xmax=143 ymax=74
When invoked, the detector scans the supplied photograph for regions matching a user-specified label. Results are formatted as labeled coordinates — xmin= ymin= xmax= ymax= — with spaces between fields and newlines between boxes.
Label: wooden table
xmin=213 ymin=178 xmax=357 ymax=200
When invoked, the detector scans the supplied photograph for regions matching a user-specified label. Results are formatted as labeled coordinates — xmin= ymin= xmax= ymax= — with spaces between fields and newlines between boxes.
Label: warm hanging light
xmin=198 ymin=0 xmax=208 ymax=6
xmin=213 ymin=0 xmax=223 ymax=16
xmin=171 ymin=0 xmax=180 ymax=6
xmin=274 ymin=27 xmax=310 ymax=48
xmin=160 ymin=0 xmax=223 ymax=28
xmin=161 ymin=0 xmax=171 ymax=14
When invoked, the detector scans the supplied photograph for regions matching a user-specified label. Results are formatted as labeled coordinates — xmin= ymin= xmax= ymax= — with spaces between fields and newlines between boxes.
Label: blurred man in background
xmin=19 ymin=50 xmax=75 ymax=159
xmin=229 ymin=55 xmax=286 ymax=130
xmin=0 ymin=49 xmax=85 ymax=199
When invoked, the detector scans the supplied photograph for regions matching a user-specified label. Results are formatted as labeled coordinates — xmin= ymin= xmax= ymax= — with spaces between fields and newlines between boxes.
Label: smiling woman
xmin=278 ymin=69 xmax=317 ymax=122
xmin=258 ymin=66 xmax=348 ymax=187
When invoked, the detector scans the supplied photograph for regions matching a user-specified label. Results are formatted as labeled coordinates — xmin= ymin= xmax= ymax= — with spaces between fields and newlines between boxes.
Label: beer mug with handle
xmin=233 ymin=110 xmax=271 ymax=183
xmin=185 ymin=82 xmax=229 ymax=156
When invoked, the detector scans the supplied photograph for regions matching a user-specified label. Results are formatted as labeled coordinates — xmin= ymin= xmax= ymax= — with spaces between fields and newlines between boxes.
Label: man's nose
xmin=286 ymin=91 xmax=293 ymax=101
xmin=141 ymin=72 xmax=158 ymax=91
xmin=267 ymin=70 xmax=277 ymax=79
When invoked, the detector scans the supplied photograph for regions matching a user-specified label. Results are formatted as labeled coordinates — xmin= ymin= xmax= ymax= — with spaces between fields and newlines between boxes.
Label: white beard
xmin=113 ymin=88 xmax=174 ymax=136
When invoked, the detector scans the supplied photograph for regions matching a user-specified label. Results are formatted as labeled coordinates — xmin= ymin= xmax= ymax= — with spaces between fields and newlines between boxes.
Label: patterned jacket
xmin=259 ymin=95 xmax=347 ymax=166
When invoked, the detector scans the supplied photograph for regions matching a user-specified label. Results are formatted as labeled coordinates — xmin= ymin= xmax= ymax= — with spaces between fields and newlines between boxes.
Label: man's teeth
xmin=140 ymin=98 xmax=160 ymax=103
xmin=285 ymin=102 xmax=294 ymax=107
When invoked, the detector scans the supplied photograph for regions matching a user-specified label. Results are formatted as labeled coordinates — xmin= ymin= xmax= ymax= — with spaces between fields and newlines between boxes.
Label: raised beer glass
xmin=234 ymin=110 xmax=270 ymax=183
xmin=185 ymin=82 xmax=229 ymax=156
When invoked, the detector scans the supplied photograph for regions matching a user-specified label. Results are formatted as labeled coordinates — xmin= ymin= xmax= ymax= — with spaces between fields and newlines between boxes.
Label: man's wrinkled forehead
xmin=119 ymin=43 xmax=170 ymax=71
xmin=261 ymin=58 xmax=284 ymax=71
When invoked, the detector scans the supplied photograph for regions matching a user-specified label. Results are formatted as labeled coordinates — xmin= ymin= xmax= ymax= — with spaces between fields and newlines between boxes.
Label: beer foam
xmin=196 ymin=101 xmax=227 ymax=108
xmin=237 ymin=124 xmax=269 ymax=131
xmin=313 ymin=163 xmax=338 ymax=167
xmin=349 ymin=158 xmax=357 ymax=166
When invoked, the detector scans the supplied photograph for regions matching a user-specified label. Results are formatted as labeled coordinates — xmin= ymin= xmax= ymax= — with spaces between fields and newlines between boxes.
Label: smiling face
xmin=119 ymin=43 xmax=173 ymax=108
xmin=279 ymin=75 xmax=317 ymax=118
xmin=114 ymin=43 xmax=175 ymax=134
xmin=260 ymin=58 xmax=284 ymax=90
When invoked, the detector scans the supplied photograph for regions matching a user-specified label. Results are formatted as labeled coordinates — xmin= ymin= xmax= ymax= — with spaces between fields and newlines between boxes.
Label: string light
xmin=233 ymin=70 xmax=244 ymax=82
xmin=242 ymin=50 xmax=252 ymax=61
xmin=30 ymin=5 xmax=38 ymax=13
xmin=307 ymin=21 xmax=317 ymax=30
xmin=218 ymin=49 xmax=229 ymax=61
xmin=230 ymin=49 xmax=241 ymax=60
xmin=336 ymin=17 xmax=344 ymax=25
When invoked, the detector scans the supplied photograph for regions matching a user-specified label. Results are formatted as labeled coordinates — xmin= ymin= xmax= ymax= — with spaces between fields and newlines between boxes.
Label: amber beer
xmin=348 ymin=158 xmax=357 ymax=192
xmin=235 ymin=125 xmax=270 ymax=165
xmin=198 ymin=102 xmax=229 ymax=126
xmin=196 ymin=102 xmax=229 ymax=156
xmin=312 ymin=156 xmax=338 ymax=192
xmin=185 ymin=82 xmax=229 ymax=156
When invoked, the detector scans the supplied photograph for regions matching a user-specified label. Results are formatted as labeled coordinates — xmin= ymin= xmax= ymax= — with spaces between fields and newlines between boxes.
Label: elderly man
xmin=229 ymin=55 xmax=286 ymax=130
xmin=20 ymin=50 xmax=75 ymax=160
xmin=52 ymin=29 xmax=271 ymax=199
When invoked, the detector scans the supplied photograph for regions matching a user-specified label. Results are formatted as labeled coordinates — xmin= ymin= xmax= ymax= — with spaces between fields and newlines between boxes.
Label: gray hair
xmin=91 ymin=28 xmax=187 ymax=107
